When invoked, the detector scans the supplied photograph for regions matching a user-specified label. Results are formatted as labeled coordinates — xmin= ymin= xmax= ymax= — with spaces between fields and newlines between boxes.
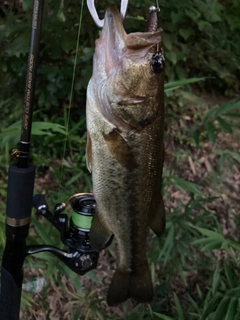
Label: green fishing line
xmin=71 ymin=213 xmax=93 ymax=230
xmin=57 ymin=0 xmax=84 ymax=202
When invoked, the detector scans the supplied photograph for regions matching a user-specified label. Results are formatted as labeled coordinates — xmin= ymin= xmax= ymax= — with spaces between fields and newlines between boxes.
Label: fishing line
xmin=155 ymin=0 xmax=160 ymax=12
xmin=58 ymin=0 xmax=84 ymax=201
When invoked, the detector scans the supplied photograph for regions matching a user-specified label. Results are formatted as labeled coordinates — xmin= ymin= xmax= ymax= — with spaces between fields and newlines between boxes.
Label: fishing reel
xmin=27 ymin=193 xmax=113 ymax=275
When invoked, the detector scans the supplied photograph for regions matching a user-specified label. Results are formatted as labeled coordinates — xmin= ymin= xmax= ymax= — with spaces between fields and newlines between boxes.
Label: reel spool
xmin=69 ymin=194 xmax=96 ymax=252
xmin=54 ymin=192 xmax=113 ymax=253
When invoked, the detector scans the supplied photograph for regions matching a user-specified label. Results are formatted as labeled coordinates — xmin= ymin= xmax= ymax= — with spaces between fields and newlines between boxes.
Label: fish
xmin=86 ymin=5 xmax=165 ymax=306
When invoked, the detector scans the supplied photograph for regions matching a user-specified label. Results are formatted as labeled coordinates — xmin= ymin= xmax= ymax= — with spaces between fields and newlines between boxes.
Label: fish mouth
xmin=102 ymin=5 xmax=162 ymax=66
xmin=102 ymin=5 xmax=127 ymax=69
xmin=102 ymin=5 xmax=162 ymax=50
xmin=104 ymin=5 xmax=126 ymax=44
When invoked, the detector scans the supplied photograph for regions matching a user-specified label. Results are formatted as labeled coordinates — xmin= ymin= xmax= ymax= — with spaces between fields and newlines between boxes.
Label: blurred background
xmin=0 ymin=0 xmax=240 ymax=319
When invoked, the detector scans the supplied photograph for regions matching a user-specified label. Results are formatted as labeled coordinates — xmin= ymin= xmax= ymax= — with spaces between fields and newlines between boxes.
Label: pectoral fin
xmin=149 ymin=193 xmax=165 ymax=236
xmin=89 ymin=209 xmax=112 ymax=251
xmin=85 ymin=130 xmax=92 ymax=172
xmin=103 ymin=129 xmax=137 ymax=171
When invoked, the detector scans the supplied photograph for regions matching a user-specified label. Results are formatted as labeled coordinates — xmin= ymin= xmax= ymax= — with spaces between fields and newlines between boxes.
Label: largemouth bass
xmin=86 ymin=5 xmax=165 ymax=306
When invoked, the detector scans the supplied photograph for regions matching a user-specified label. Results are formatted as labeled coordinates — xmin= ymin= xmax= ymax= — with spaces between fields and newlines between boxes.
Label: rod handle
xmin=0 ymin=267 xmax=22 ymax=320
xmin=6 ymin=164 xmax=35 ymax=220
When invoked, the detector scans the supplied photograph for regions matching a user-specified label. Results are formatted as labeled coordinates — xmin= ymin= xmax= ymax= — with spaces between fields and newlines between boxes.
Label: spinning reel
xmin=29 ymin=193 xmax=113 ymax=275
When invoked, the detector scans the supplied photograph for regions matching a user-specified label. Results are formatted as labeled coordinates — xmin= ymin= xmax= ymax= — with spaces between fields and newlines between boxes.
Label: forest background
xmin=0 ymin=0 xmax=240 ymax=319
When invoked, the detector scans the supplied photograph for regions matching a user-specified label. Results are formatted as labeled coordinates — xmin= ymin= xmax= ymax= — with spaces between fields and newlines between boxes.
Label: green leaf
xmin=57 ymin=0 xmax=66 ymax=22
xmin=224 ymin=113 xmax=240 ymax=118
xmin=203 ymin=101 xmax=240 ymax=125
xmin=61 ymin=34 xmax=77 ymax=53
xmin=0 ymin=121 xmax=66 ymax=147
xmin=164 ymin=77 xmax=206 ymax=91
xmin=22 ymin=0 xmax=33 ymax=11
xmin=196 ymin=285 xmax=203 ymax=300
xmin=21 ymin=291 xmax=35 ymax=309
xmin=226 ymin=287 xmax=240 ymax=298
xmin=31 ymin=216 xmax=52 ymax=244
xmin=173 ymin=292 xmax=185 ymax=320
xmin=65 ymin=172 xmax=83 ymax=186
xmin=192 ymin=129 xmax=200 ymax=146
xmin=170 ymin=176 xmax=202 ymax=196
xmin=212 ymin=297 xmax=231 ymax=320
xmin=202 ymin=105 xmax=219 ymax=123
xmin=39 ymin=66 xmax=59 ymax=78
xmin=206 ymin=122 xmax=216 ymax=144
xmin=0 ymin=97 xmax=12 ymax=108
xmin=186 ymin=293 xmax=200 ymax=313
xmin=7 ymin=30 xmax=29 ymax=57
xmin=214 ymin=150 xmax=240 ymax=164
xmin=191 ymin=226 xmax=224 ymax=239
xmin=191 ymin=238 xmax=217 ymax=246
xmin=71 ymin=308 xmax=81 ymax=320
xmin=32 ymin=122 xmax=66 ymax=135
xmin=224 ymin=262 xmax=235 ymax=288
xmin=185 ymin=8 xmax=201 ymax=22
xmin=162 ymin=33 xmax=172 ymax=51
xmin=229 ymin=242 xmax=240 ymax=252
xmin=167 ymin=51 xmax=177 ymax=65
xmin=179 ymin=29 xmax=195 ymax=40
xmin=212 ymin=263 xmax=220 ymax=295
xmin=158 ymin=222 xmax=175 ymax=265
xmin=224 ymin=298 xmax=238 ymax=320
xmin=204 ymin=4 xmax=222 ymax=22
xmin=153 ymin=313 xmax=174 ymax=320
xmin=201 ymin=293 xmax=222 ymax=319
xmin=86 ymin=271 xmax=100 ymax=283
xmin=216 ymin=117 xmax=233 ymax=133
xmin=216 ymin=101 xmax=240 ymax=116
xmin=201 ymin=239 xmax=223 ymax=251
xmin=198 ymin=20 xmax=212 ymax=31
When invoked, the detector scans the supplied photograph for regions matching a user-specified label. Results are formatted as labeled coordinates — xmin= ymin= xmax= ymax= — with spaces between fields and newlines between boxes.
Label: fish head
xmin=93 ymin=5 xmax=164 ymax=105
xmin=90 ymin=5 xmax=165 ymax=132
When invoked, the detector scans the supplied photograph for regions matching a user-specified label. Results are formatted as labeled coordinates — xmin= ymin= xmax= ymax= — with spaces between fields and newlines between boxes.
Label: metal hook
xmin=149 ymin=0 xmax=160 ymax=13
xmin=87 ymin=0 xmax=129 ymax=28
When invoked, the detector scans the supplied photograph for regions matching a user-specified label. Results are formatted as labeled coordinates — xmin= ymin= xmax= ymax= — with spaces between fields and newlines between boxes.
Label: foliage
xmin=158 ymin=0 xmax=240 ymax=92
xmin=191 ymin=100 xmax=240 ymax=145
xmin=0 ymin=0 xmax=239 ymax=132
xmin=0 ymin=1 xmax=240 ymax=320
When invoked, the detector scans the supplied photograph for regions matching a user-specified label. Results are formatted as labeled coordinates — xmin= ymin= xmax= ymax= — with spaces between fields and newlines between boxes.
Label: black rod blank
xmin=18 ymin=0 xmax=44 ymax=168
xmin=0 ymin=1 xmax=44 ymax=319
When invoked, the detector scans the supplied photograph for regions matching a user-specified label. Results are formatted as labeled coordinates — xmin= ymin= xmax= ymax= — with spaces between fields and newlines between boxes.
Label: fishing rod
xmin=0 ymin=1 xmax=114 ymax=319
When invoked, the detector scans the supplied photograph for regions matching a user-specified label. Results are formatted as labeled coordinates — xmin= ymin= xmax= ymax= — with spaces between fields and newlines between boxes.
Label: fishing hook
xmin=87 ymin=0 xmax=129 ymax=28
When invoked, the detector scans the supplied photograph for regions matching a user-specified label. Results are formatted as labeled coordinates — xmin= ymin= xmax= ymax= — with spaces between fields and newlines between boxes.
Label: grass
xmin=1 ymin=1 xmax=240 ymax=318
xmin=1 ymin=82 xmax=240 ymax=319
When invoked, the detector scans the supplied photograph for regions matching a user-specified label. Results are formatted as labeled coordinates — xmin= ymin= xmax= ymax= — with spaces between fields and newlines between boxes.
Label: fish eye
xmin=150 ymin=53 xmax=165 ymax=74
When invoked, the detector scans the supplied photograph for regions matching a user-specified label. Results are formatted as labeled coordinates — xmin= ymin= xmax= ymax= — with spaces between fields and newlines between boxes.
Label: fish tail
xmin=107 ymin=260 xmax=153 ymax=306
xmin=107 ymin=269 xmax=130 ymax=306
